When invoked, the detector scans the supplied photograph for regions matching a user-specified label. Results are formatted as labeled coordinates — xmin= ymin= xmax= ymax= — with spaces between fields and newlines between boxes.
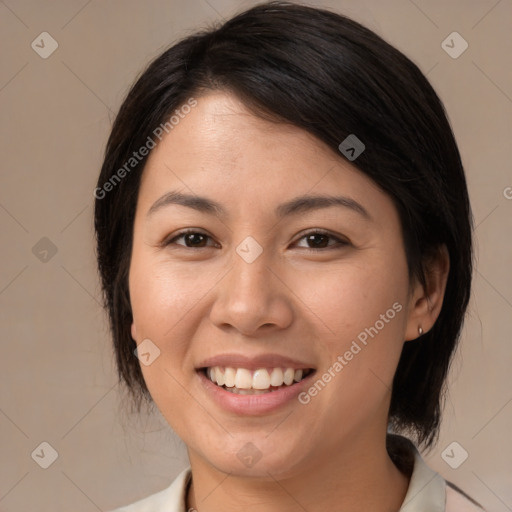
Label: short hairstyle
xmin=94 ymin=1 xmax=473 ymax=449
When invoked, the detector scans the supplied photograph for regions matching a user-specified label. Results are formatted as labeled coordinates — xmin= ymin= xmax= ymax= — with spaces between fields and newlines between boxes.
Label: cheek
xmin=295 ymin=258 xmax=407 ymax=338
xmin=296 ymin=258 xmax=408 ymax=395
xmin=129 ymin=254 xmax=203 ymax=337
xmin=128 ymin=254 xmax=204 ymax=409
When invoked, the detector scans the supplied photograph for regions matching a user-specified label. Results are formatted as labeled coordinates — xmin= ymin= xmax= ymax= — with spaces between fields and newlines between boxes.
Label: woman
xmin=95 ymin=2 xmax=482 ymax=510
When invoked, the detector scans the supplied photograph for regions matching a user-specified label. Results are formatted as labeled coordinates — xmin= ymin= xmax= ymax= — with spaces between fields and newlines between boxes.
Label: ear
xmin=404 ymin=244 xmax=450 ymax=341
xmin=131 ymin=322 xmax=137 ymax=341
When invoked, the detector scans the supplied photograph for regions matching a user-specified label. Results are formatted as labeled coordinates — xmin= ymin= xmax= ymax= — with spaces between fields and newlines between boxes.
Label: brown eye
xmin=164 ymin=230 xmax=216 ymax=249
xmin=295 ymin=230 xmax=349 ymax=250
xmin=163 ymin=229 xmax=348 ymax=251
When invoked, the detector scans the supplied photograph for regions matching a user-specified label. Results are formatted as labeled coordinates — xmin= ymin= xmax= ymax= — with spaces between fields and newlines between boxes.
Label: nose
xmin=209 ymin=248 xmax=294 ymax=336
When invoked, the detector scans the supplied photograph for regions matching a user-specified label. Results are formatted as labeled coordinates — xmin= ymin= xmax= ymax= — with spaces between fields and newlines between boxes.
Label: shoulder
xmin=446 ymin=482 xmax=486 ymax=512
xmin=106 ymin=467 xmax=192 ymax=512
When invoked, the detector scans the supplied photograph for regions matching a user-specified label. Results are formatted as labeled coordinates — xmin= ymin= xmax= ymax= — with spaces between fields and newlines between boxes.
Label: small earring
xmin=418 ymin=326 xmax=423 ymax=336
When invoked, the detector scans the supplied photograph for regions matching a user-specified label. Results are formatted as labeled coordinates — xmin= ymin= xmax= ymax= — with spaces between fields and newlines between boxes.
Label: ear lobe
xmin=405 ymin=244 xmax=450 ymax=341
xmin=131 ymin=323 xmax=137 ymax=341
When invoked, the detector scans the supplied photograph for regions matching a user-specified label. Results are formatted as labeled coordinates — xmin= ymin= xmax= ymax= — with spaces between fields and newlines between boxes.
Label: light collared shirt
xmin=109 ymin=437 xmax=484 ymax=512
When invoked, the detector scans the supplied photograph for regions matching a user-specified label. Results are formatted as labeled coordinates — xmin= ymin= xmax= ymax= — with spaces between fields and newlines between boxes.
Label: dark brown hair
xmin=94 ymin=1 xmax=473 ymax=449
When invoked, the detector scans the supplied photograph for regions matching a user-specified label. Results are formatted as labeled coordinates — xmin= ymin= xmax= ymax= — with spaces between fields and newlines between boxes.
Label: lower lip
xmin=197 ymin=370 xmax=316 ymax=415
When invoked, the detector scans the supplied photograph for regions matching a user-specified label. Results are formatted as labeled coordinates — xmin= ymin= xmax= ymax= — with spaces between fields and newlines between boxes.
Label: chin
xmin=194 ymin=436 xmax=309 ymax=480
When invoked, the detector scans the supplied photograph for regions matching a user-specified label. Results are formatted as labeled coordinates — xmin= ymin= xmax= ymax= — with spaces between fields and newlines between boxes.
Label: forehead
xmin=144 ymin=91 xmax=341 ymax=180
xmin=137 ymin=91 xmax=396 ymax=225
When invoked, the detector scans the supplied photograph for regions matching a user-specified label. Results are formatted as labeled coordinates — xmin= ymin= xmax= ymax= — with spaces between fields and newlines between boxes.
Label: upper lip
xmin=197 ymin=353 xmax=316 ymax=371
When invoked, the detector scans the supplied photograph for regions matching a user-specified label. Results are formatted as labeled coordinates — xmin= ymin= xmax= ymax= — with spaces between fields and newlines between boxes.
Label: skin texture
xmin=128 ymin=91 xmax=449 ymax=512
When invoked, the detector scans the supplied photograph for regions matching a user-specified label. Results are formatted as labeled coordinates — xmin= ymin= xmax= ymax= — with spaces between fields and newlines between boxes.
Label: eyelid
xmin=163 ymin=228 xmax=350 ymax=250
xmin=161 ymin=228 xmax=217 ymax=248
xmin=293 ymin=228 xmax=349 ymax=249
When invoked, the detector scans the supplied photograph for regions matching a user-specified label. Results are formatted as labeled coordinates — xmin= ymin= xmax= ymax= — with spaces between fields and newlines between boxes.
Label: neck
xmin=186 ymin=433 xmax=410 ymax=512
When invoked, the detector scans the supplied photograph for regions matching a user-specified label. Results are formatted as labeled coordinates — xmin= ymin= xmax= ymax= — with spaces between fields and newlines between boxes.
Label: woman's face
xmin=129 ymin=91 xmax=422 ymax=478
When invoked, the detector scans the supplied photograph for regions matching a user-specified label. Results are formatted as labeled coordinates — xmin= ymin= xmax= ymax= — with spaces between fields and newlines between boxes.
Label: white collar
xmin=109 ymin=437 xmax=482 ymax=512
xmin=398 ymin=444 xmax=446 ymax=511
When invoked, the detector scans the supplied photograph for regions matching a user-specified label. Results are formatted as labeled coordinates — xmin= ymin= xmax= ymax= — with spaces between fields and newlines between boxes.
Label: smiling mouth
xmin=200 ymin=366 xmax=315 ymax=394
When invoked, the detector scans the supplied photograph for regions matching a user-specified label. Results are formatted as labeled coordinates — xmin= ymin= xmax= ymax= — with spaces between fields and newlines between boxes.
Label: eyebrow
xmin=147 ymin=190 xmax=372 ymax=221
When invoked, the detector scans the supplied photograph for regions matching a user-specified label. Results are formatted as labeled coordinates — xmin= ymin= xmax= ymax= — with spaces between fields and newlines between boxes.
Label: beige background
xmin=0 ymin=0 xmax=511 ymax=510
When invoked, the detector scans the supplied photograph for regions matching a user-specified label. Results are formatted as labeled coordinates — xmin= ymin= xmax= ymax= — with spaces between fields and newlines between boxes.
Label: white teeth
xmin=283 ymin=368 xmax=294 ymax=385
xmin=253 ymin=369 xmax=270 ymax=389
xmin=215 ymin=367 xmax=225 ymax=386
xmin=224 ymin=367 xmax=236 ymax=388
xmin=270 ymin=367 xmax=283 ymax=386
xmin=234 ymin=368 xmax=253 ymax=389
xmin=204 ymin=366 xmax=311 ymax=390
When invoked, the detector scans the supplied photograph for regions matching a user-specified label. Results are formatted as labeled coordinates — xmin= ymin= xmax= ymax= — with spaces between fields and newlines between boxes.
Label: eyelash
xmin=163 ymin=228 xmax=349 ymax=251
